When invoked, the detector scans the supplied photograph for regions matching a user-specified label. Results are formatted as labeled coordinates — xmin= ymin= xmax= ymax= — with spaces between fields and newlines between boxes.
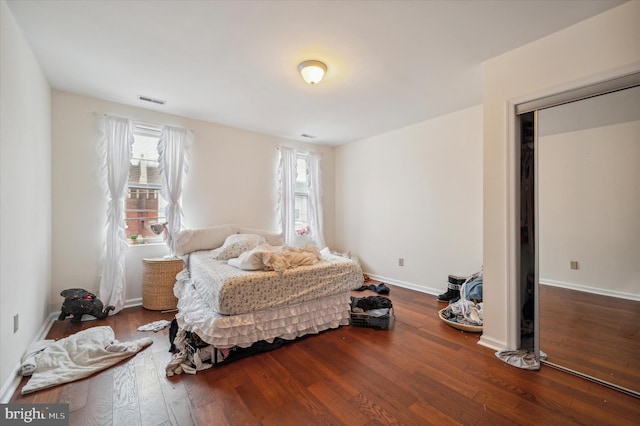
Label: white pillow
xmin=236 ymin=226 xmax=284 ymax=246
xmin=173 ymin=224 xmax=238 ymax=256
xmin=211 ymin=234 xmax=267 ymax=260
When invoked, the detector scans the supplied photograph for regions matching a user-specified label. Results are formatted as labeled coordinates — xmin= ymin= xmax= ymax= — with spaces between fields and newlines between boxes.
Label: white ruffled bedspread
xmin=184 ymin=250 xmax=363 ymax=316
xmin=174 ymin=284 xmax=352 ymax=348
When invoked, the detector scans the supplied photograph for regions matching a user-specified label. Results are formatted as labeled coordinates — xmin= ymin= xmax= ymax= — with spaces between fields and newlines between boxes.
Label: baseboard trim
xmin=540 ymin=279 xmax=640 ymax=301
xmin=125 ymin=298 xmax=143 ymax=309
xmin=0 ymin=371 xmax=22 ymax=404
xmin=365 ymin=273 xmax=441 ymax=296
xmin=478 ymin=335 xmax=507 ymax=352
xmin=0 ymin=313 xmax=57 ymax=403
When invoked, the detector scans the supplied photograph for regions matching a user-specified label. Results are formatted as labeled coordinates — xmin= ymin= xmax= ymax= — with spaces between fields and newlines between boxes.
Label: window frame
xmin=124 ymin=123 xmax=166 ymax=244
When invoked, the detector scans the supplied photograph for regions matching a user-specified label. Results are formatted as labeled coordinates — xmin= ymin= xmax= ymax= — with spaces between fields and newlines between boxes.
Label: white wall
xmin=51 ymin=90 xmax=336 ymax=312
xmin=334 ymin=105 xmax=483 ymax=294
xmin=0 ymin=0 xmax=51 ymax=397
xmin=481 ymin=0 xmax=640 ymax=350
xmin=539 ymin=119 xmax=640 ymax=298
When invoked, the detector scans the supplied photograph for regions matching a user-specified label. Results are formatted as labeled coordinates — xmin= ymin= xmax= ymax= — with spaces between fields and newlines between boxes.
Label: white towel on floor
xmin=20 ymin=339 xmax=54 ymax=376
xmin=21 ymin=326 xmax=152 ymax=394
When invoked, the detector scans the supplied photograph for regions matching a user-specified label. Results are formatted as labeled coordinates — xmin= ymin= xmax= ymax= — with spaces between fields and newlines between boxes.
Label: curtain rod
xmin=99 ymin=112 xmax=193 ymax=132
xmin=276 ymin=146 xmax=321 ymax=158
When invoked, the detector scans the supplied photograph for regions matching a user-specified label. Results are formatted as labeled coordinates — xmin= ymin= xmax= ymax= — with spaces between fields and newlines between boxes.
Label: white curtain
xmin=277 ymin=146 xmax=297 ymax=245
xmin=306 ymin=151 xmax=326 ymax=248
xmin=158 ymin=126 xmax=192 ymax=256
xmin=99 ymin=116 xmax=134 ymax=314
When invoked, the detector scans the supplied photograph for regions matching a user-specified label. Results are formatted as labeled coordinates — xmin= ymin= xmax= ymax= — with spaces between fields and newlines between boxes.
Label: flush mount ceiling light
xmin=298 ymin=60 xmax=327 ymax=85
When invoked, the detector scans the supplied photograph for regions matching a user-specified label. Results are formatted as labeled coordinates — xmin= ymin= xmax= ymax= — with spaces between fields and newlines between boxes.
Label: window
xmin=278 ymin=146 xmax=325 ymax=248
xmin=125 ymin=126 xmax=167 ymax=242
xmin=294 ymin=155 xmax=310 ymax=236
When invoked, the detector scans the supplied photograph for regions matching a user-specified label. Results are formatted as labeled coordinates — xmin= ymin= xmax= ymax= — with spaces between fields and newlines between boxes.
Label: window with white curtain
xmin=99 ymin=116 xmax=191 ymax=313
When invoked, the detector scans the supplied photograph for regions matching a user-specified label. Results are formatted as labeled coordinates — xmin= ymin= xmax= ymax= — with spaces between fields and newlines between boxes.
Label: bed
xmin=166 ymin=224 xmax=363 ymax=374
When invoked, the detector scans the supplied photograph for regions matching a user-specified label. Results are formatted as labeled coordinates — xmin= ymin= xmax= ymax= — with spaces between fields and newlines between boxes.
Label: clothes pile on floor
xmin=350 ymin=295 xmax=392 ymax=317
xmin=439 ymin=271 xmax=483 ymax=327
xmin=137 ymin=319 xmax=171 ymax=332
xmin=349 ymin=295 xmax=395 ymax=329
xmin=165 ymin=325 xmax=288 ymax=376
xmin=495 ymin=349 xmax=547 ymax=370
xmin=354 ymin=282 xmax=390 ymax=295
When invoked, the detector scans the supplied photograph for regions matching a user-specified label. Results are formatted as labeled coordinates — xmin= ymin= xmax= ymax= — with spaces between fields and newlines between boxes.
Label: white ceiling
xmin=6 ymin=0 xmax=626 ymax=145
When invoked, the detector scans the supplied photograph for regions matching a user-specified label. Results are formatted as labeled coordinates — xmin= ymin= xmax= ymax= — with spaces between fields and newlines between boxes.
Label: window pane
xmin=129 ymin=134 xmax=161 ymax=187
xmin=296 ymin=157 xmax=307 ymax=193
xmin=294 ymin=156 xmax=311 ymax=236
xmin=295 ymin=194 xmax=310 ymax=236
xmin=125 ymin=188 xmax=167 ymax=239
xmin=126 ymin=133 xmax=166 ymax=240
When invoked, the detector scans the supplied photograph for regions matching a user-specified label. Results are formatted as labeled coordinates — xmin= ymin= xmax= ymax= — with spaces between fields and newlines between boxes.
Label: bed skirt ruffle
xmin=174 ymin=272 xmax=351 ymax=349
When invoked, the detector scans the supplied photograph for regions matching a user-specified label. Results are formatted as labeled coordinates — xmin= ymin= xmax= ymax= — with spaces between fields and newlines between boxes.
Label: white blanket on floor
xmin=21 ymin=326 xmax=152 ymax=394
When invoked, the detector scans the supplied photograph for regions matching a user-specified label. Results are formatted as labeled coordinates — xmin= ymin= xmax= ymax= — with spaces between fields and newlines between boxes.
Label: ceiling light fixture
xmin=298 ymin=60 xmax=327 ymax=85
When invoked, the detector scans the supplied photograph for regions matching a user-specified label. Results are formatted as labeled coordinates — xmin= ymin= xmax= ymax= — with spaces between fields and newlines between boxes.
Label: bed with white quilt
xmin=166 ymin=224 xmax=363 ymax=375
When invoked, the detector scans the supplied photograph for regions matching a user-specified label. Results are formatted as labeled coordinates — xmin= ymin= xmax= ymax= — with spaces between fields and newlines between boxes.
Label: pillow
xmin=211 ymin=234 xmax=267 ymax=260
xmin=173 ymin=224 xmax=238 ymax=256
xmin=236 ymin=226 xmax=284 ymax=246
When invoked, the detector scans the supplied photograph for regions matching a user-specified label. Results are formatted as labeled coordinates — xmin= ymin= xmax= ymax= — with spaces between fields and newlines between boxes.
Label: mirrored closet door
xmin=518 ymin=74 xmax=640 ymax=397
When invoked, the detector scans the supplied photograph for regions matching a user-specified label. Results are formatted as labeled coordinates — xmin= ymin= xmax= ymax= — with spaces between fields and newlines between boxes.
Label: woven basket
xmin=142 ymin=258 xmax=183 ymax=310
xmin=438 ymin=308 xmax=483 ymax=333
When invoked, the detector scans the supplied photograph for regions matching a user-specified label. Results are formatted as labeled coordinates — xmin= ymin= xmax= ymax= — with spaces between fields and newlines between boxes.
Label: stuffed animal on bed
xmin=58 ymin=288 xmax=115 ymax=323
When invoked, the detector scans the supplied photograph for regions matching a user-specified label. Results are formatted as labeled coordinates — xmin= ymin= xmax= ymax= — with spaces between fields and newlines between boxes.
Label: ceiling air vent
xmin=138 ymin=95 xmax=166 ymax=105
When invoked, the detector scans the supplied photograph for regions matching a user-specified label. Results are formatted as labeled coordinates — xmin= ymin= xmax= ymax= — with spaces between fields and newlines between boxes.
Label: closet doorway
xmin=516 ymin=73 xmax=640 ymax=397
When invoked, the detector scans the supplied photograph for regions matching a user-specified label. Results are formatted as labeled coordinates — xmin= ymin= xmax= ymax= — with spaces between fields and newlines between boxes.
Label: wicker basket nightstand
xmin=142 ymin=257 xmax=183 ymax=310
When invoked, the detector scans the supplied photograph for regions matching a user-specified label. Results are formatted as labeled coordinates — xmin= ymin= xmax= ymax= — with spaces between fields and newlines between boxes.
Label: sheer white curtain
xmin=277 ymin=146 xmax=297 ymax=245
xmin=99 ymin=115 xmax=134 ymax=314
xmin=306 ymin=151 xmax=326 ymax=248
xmin=158 ymin=126 xmax=192 ymax=256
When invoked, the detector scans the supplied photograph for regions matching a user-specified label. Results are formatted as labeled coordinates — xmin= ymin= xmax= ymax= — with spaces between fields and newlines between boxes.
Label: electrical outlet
xmin=570 ymin=260 xmax=579 ymax=270
xmin=399 ymin=258 xmax=404 ymax=267
xmin=13 ymin=314 xmax=19 ymax=333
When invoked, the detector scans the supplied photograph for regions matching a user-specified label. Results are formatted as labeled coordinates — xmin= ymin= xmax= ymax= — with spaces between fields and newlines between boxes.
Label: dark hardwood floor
xmin=10 ymin=284 xmax=640 ymax=425
xmin=539 ymin=284 xmax=640 ymax=394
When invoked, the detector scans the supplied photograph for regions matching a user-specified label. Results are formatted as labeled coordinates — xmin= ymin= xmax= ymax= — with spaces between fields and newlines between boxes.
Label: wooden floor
xmin=11 ymin=284 xmax=640 ymax=425
xmin=539 ymin=284 xmax=640 ymax=395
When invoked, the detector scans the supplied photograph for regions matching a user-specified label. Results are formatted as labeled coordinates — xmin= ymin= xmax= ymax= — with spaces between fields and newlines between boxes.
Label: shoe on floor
xmin=437 ymin=281 xmax=461 ymax=303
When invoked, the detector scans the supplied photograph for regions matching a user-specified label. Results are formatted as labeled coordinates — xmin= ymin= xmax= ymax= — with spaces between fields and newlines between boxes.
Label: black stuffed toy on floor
xmin=58 ymin=288 xmax=115 ymax=323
